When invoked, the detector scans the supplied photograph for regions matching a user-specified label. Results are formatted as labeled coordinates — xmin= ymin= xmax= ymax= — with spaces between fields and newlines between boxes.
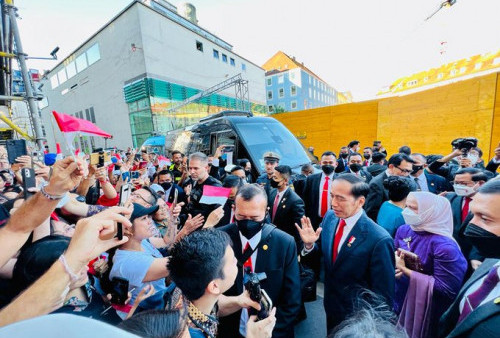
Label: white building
xmin=40 ymin=0 xmax=266 ymax=150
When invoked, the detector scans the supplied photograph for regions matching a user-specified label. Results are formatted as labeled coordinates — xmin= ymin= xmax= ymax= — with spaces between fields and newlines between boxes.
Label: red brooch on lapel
xmin=347 ymin=236 xmax=356 ymax=247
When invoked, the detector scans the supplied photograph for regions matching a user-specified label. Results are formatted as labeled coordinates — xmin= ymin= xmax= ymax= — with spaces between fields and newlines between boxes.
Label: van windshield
xmin=233 ymin=120 xmax=313 ymax=171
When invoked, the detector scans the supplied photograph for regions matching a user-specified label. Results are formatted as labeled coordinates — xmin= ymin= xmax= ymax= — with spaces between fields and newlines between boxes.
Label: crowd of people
xmin=0 ymin=138 xmax=498 ymax=338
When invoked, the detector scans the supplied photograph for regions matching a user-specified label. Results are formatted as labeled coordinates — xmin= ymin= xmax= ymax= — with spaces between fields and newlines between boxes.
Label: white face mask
xmin=467 ymin=154 xmax=479 ymax=166
xmin=402 ymin=208 xmax=424 ymax=226
xmin=454 ymin=184 xmax=476 ymax=197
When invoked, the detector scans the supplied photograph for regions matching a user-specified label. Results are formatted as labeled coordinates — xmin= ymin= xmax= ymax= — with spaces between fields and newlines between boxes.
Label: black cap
xmin=130 ymin=203 xmax=159 ymax=222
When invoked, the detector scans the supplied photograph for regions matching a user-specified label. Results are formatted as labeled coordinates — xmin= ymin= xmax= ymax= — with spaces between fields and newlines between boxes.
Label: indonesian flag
xmin=52 ymin=111 xmax=112 ymax=155
xmin=199 ymin=185 xmax=231 ymax=206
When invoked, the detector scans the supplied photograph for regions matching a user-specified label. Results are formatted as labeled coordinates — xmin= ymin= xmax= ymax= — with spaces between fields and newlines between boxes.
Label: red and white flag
xmin=199 ymin=185 xmax=231 ymax=205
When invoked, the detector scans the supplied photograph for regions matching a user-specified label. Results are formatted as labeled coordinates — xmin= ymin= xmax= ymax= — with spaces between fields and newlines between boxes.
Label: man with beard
xmin=439 ymin=179 xmax=500 ymax=337
xmin=218 ymin=184 xmax=301 ymax=338
xmin=168 ymin=150 xmax=184 ymax=184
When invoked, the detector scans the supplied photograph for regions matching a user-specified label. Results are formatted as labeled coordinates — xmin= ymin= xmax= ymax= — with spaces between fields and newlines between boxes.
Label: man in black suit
xmin=157 ymin=170 xmax=187 ymax=205
xmin=303 ymin=151 xmax=337 ymax=229
xmin=365 ymin=153 xmax=415 ymax=221
xmin=296 ymin=174 xmax=395 ymax=334
xmin=292 ymin=163 xmax=314 ymax=199
xmin=218 ymin=184 xmax=301 ymax=338
xmin=362 ymin=147 xmax=373 ymax=167
xmin=256 ymin=152 xmax=280 ymax=198
xmin=366 ymin=151 xmax=387 ymax=177
xmin=346 ymin=153 xmax=372 ymax=184
xmin=410 ymin=153 xmax=451 ymax=193
xmin=348 ymin=140 xmax=360 ymax=155
xmin=336 ymin=147 xmax=349 ymax=173
xmin=439 ymin=180 xmax=500 ymax=338
xmin=214 ymin=175 xmax=245 ymax=228
xmin=268 ymin=165 xmax=305 ymax=248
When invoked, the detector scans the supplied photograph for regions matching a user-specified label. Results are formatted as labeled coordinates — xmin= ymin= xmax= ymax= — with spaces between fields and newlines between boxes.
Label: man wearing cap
xmin=256 ymin=152 xmax=280 ymax=197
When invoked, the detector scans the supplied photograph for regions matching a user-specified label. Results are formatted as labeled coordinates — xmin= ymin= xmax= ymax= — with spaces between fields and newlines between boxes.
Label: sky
xmin=16 ymin=0 xmax=500 ymax=101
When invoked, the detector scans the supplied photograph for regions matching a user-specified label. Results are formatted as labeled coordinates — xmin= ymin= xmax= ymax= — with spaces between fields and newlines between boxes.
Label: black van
xmin=144 ymin=111 xmax=316 ymax=179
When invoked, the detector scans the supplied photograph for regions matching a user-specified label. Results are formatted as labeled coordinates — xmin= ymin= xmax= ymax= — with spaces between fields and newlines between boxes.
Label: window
xmin=57 ymin=68 xmax=67 ymax=85
xmin=241 ymin=63 xmax=246 ymax=71
xmin=61 ymin=88 xmax=69 ymax=95
xmin=278 ymin=75 xmax=284 ymax=84
xmin=278 ymin=88 xmax=284 ymax=98
xmin=474 ymin=63 xmax=482 ymax=70
xmin=460 ymin=67 xmax=467 ymax=74
xmin=213 ymin=49 xmax=219 ymax=59
xmin=76 ymin=53 xmax=88 ymax=72
xmin=222 ymin=54 xmax=228 ymax=63
xmin=66 ymin=61 xmax=77 ymax=79
xmin=291 ymin=101 xmax=297 ymax=109
xmin=268 ymin=105 xmax=274 ymax=113
xmin=196 ymin=41 xmax=203 ymax=52
xmin=423 ymin=76 xmax=429 ymax=82
xmin=267 ymin=90 xmax=273 ymax=100
xmin=309 ymin=88 xmax=312 ymax=97
xmin=230 ymin=58 xmax=235 ymax=66
xmin=267 ymin=78 xmax=272 ymax=86
xmin=50 ymin=75 xmax=59 ymax=89
xmin=290 ymin=71 xmax=295 ymax=80
xmin=291 ymin=85 xmax=297 ymax=96
xmin=86 ymin=43 xmax=100 ymax=66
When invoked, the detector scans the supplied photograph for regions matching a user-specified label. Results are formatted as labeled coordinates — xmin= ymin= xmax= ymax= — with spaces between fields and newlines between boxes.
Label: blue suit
xmin=302 ymin=210 xmax=395 ymax=332
xmin=424 ymin=170 xmax=452 ymax=194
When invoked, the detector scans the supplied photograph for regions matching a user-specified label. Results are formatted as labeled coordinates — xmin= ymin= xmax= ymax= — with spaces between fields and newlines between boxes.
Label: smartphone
xmin=116 ymin=184 xmax=131 ymax=240
xmin=259 ymin=290 xmax=272 ymax=320
xmin=110 ymin=277 xmax=129 ymax=305
xmin=131 ymin=171 xmax=140 ymax=179
xmin=121 ymin=171 xmax=130 ymax=182
xmin=134 ymin=154 xmax=142 ymax=161
xmin=397 ymin=248 xmax=423 ymax=272
xmin=6 ymin=139 xmax=27 ymax=164
xmin=21 ymin=168 xmax=36 ymax=198
xmin=90 ymin=151 xmax=111 ymax=167
xmin=139 ymin=161 xmax=148 ymax=169
xmin=31 ymin=151 xmax=45 ymax=169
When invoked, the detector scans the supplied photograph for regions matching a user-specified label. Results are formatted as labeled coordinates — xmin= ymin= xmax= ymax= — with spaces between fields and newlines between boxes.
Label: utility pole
xmin=5 ymin=0 xmax=46 ymax=149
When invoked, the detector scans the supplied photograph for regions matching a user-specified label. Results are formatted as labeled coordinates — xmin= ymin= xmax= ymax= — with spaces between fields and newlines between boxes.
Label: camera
xmin=244 ymin=270 xmax=272 ymax=320
xmin=451 ymin=137 xmax=478 ymax=155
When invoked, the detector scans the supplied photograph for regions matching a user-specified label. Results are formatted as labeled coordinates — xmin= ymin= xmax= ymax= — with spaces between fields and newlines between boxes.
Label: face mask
xmin=237 ymin=218 xmax=265 ymax=239
xmin=364 ymin=154 xmax=371 ymax=160
xmin=411 ymin=165 xmax=424 ymax=175
xmin=270 ymin=179 xmax=281 ymax=189
xmin=340 ymin=153 xmax=348 ymax=159
xmin=349 ymin=163 xmax=363 ymax=173
xmin=161 ymin=182 xmax=172 ymax=191
xmin=245 ymin=170 xmax=251 ymax=174
xmin=463 ymin=222 xmax=500 ymax=258
xmin=322 ymin=165 xmax=335 ymax=175
xmin=402 ymin=208 xmax=424 ymax=226
xmin=453 ymin=184 xmax=475 ymax=197
xmin=467 ymin=154 xmax=479 ymax=166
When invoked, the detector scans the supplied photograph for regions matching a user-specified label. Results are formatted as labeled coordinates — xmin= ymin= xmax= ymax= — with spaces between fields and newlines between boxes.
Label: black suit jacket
xmin=268 ymin=187 xmax=305 ymax=248
xmin=424 ymin=170 xmax=452 ymax=193
xmin=336 ymin=158 xmax=348 ymax=173
xmin=302 ymin=172 xmax=336 ymax=228
xmin=366 ymin=163 xmax=387 ymax=177
xmin=302 ymin=211 xmax=395 ymax=328
xmin=364 ymin=172 xmax=389 ymax=221
xmin=439 ymin=258 xmax=500 ymax=338
xmin=217 ymin=223 xmax=301 ymax=338
xmin=166 ymin=184 xmax=187 ymax=205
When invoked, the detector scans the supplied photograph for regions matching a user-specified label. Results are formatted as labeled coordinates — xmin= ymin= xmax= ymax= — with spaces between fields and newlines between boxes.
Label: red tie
xmin=462 ymin=197 xmax=471 ymax=223
xmin=321 ymin=176 xmax=330 ymax=217
xmin=243 ymin=242 xmax=253 ymax=272
xmin=332 ymin=219 xmax=346 ymax=262
xmin=272 ymin=193 xmax=280 ymax=222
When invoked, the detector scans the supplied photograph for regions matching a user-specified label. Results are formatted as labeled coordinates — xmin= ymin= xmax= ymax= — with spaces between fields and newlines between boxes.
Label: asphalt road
xmin=294 ymin=282 xmax=327 ymax=338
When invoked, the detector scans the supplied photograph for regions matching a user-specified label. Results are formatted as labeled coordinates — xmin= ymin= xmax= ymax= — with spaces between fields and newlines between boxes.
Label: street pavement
xmin=294 ymin=282 xmax=327 ymax=338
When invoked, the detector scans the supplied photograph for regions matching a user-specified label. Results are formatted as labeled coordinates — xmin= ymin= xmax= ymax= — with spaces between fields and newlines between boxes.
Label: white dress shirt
xmin=333 ymin=208 xmax=364 ymax=256
xmin=411 ymin=172 xmax=429 ymax=192
xmin=318 ymin=173 xmax=335 ymax=217
xmin=459 ymin=262 xmax=500 ymax=314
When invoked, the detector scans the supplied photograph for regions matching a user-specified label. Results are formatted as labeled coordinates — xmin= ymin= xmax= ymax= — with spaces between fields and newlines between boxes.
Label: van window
xmin=233 ymin=120 xmax=311 ymax=170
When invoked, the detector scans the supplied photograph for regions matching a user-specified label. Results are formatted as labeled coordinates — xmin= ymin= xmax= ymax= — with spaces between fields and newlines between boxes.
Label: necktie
xmin=332 ymin=219 xmax=347 ymax=262
xmin=414 ymin=177 xmax=422 ymax=191
xmin=458 ymin=266 xmax=499 ymax=323
xmin=230 ymin=209 xmax=235 ymax=223
xmin=321 ymin=176 xmax=330 ymax=217
xmin=243 ymin=242 xmax=253 ymax=272
xmin=272 ymin=192 xmax=280 ymax=222
xmin=462 ymin=197 xmax=472 ymax=223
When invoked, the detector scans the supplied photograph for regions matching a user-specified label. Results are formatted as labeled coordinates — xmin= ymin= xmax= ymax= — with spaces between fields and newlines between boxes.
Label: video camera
xmin=451 ymin=137 xmax=478 ymax=156
xmin=243 ymin=270 xmax=272 ymax=320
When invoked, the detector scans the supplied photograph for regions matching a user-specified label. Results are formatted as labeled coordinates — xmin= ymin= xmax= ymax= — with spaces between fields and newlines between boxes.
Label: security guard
xmin=256 ymin=151 xmax=280 ymax=197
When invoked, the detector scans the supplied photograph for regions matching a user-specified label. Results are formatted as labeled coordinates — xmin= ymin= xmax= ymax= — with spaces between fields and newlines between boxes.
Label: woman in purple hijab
xmin=394 ymin=192 xmax=467 ymax=338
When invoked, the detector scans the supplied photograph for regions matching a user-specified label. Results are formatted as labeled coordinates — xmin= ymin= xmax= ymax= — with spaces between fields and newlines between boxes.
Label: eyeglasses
xmin=396 ymin=166 xmax=412 ymax=174
xmin=131 ymin=192 xmax=152 ymax=206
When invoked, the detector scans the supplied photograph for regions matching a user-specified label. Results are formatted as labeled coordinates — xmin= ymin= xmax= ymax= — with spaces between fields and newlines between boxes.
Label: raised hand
xmin=295 ymin=216 xmax=322 ymax=250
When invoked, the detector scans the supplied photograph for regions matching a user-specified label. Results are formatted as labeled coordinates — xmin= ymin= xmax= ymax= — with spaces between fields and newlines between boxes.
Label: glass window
xmin=66 ymin=61 xmax=77 ymax=79
xmin=89 ymin=107 xmax=96 ymax=123
xmin=213 ymin=49 xmax=219 ymax=59
xmin=267 ymin=91 xmax=273 ymax=100
xmin=50 ymin=75 xmax=59 ymax=89
xmin=86 ymin=43 xmax=100 ymax=66
xmin=57 ymin=68 xmax=67 ymax=85
xmin=196 ymin=41 xmax=203 ymax=52
xmin=278 ymin=88 xmax=284 ymax=98
xmin=278 ymin=75 xmax=284 ymax=84
xmin=241 ymin=63 xmax=246 ymax=71
xmin=267 ymin=78 xmax=272 ymax=86
xmin=76 ymin=53 xmax=88 ymax=72
xmin=230 ymin=58 xmax=235 ymax=66
xmin=222 ymin=54 xmax=227 ymax=63
xmin=291 ymin=85 xmax=297 ymax=96
xmin=291 ymin=101 xmax=297 ymax=109
xmin=268 ymin=105 xmax=274 ymax=113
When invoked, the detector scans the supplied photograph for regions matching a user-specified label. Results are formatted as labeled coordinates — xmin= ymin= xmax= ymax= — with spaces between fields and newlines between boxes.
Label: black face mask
xmin=350 ymin=163 xmax=363 ymax=173
xmin=464 ymin=222 xmax=500 ymax=258
xmin=161 ymin=182 xmax=172 ymax=191
xmin=364 ymin=154 xmax=371 ymax=160
xmin=245 ymin=170 xmax=251 ymax=174
xmin=270 ymin=179 xmax=281 ymax=189
xmin=237 ymin=218 xmax=265 ymax=239
xmin=411 ymin=165 xmax=424 ymax=175
xmin=340 ymin=153 xmax=349 ymax=159
xmin=322 ymin=165 xmax=335 ymax=175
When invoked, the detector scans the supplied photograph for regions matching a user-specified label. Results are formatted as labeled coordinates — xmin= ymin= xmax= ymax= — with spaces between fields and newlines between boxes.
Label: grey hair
xmin=236 ymin=184 xmax=268 ymax=203
xmin=189 ymin=152 xmax=208 ymax=165
xmin=331 ymin=290 xmax=408 ymax=338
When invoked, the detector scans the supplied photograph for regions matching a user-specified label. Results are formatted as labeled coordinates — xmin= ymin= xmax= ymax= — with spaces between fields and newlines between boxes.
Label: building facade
xmin=39 ymin=0 xmax=266 ymax=150
xmin=262 ymin=51 xmax=340 ymax=113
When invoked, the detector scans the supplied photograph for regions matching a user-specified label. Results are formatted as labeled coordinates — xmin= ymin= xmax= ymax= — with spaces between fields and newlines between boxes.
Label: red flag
xmin=52 ymin=111 xmax=111 ymax=138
